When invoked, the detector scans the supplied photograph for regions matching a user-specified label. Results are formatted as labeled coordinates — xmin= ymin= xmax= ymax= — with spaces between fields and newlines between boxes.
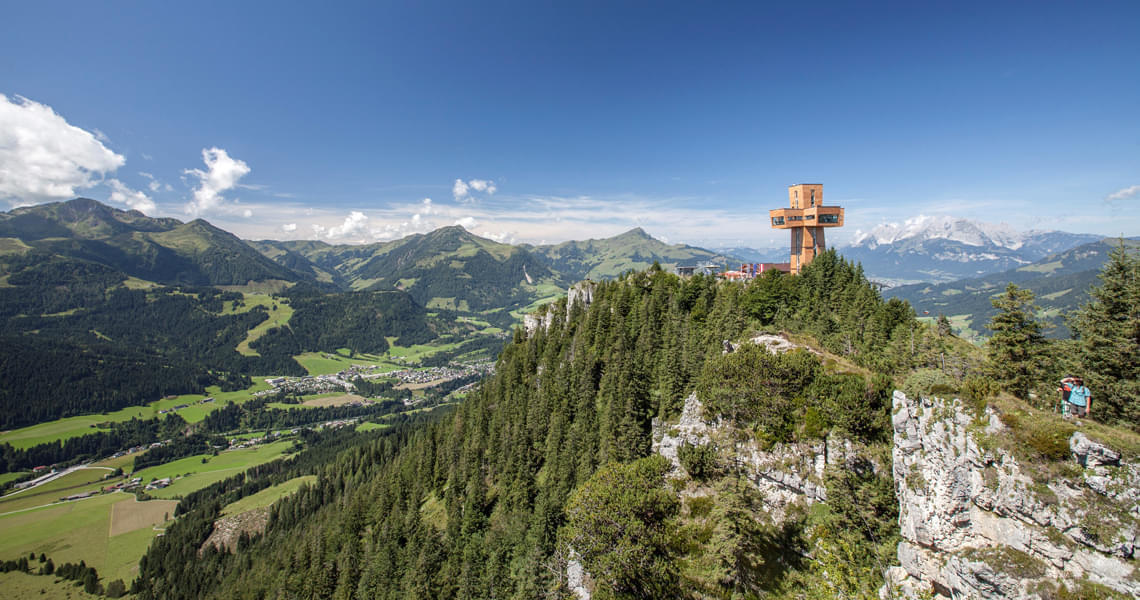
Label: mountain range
xmin=886 ymin=237 xmax=1139 ymax=340
xmin=0 ymin=200 xmax=745 ymax=319
xmin=0 ymin=199 xmax=1120 ymax=332
xmin=843 ymin=215 xmax=1103 ymax=284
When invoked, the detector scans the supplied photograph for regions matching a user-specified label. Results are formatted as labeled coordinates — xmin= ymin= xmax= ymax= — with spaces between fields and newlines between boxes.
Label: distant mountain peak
xmin=613 ymin=227 xmax=654 ymax=241
xmin=851 ymin=215 xmax=1026 ymax=250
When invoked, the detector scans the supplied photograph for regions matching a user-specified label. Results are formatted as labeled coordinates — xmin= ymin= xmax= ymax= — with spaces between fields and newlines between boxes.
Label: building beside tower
xmin=769 ymin=183 xmax=844 ymax=274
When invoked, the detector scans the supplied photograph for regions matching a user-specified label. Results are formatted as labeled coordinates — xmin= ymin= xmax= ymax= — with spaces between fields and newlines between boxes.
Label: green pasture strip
xmin=223 ymin=294 xmax=295 ymax=356
xmin=221 ymin=475 xmax=316 ymax=516
xmin=356 ymin=422 xmax=390 ymax=432
xmin=0 ymin=379 xmax=271 ymax=450
xmin=0 ymin=469 xmax=120 ymax=514
xmin=138 ymin=441 xmax=293 ymax=499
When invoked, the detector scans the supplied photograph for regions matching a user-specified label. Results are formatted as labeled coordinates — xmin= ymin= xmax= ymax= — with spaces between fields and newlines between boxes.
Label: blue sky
xmin=1 ymin=1 xmax=1137 ymax=248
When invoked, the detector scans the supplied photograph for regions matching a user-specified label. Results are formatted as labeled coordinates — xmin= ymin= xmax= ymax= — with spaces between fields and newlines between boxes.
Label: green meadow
xmin=138 ymin=441 xmax=294 ymax=499
xmin=224 ymin=293 xmax=295 ymax=356
xmin=0 ymin=379 xmax=272 ymax=450
xmin=0 ymin=569 xmax=104 ymax=599
xmin=0 ymin=492 xmax=171 ymax=584
xmin=0 ymin=441 xmax=296 ymax=585
xmin=221 ymin=475 xmax=316 ymax=516
xmin=0 ymin=468 xmax=119 ymax=514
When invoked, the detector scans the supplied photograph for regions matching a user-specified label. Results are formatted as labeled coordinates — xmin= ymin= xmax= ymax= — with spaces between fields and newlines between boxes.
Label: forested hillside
xmin=0 ymin=199 xmax=304 ymax=286
xmin=131 ymin=252 xmax=957 ymax=599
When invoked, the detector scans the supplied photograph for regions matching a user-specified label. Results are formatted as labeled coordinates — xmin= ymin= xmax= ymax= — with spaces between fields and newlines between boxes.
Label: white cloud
xmin=0 ymin=94 xmax=125 ymax=205
xmin=480 ymin=230 xmax=516 ymax=244
xmin=184 ymin=147 xmax=251 ymax=216
xmin=282 ymin=223 xmax=297 ymax=232
xmin=242 ymin=208 xmax=253 ymax=218
xmin=468 ymin=179 xmax=496 ymax=194
xmin=107 ymin=179 xmax=156 ymax=214
xmin=452 ymin=178 xmax=469 ymax=200
xmin=452 ymin=178 xmax=496 ymax=202
xmin=1107 ymin=185 xmax=1140 ymax=202
xmin=455 ymin=216 xmax=478 ymax=230
xmin=326 ymin=210 xmax=369 ymax=240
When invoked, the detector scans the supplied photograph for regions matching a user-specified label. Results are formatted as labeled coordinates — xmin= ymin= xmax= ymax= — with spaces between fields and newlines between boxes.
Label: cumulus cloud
xmin=452 ymin=178 xmax=496 ymax=201
xmin=184 ymin=147 xmax=251 ymax=215
xmin=1107 ymin=185 xmax=1140 ymax=203
xmin=242 ymin=208 xmax=253 ymax=218
xmin=0 ymin=94 xmax=125 ymax=205
xmin=455 ymin=216 xmax=478 ymax=230
xmin=468 ymin=179 xmax=496 ymax=194
xmin=326 ymin=210 xmax=369 ymax=240
xmin=107 ymin=179 xmax=156 ymax=214
xmin=282 ymin=223 xmax=297 ymax=232
xmin=452 ymin=179 xmax=469 ymax=200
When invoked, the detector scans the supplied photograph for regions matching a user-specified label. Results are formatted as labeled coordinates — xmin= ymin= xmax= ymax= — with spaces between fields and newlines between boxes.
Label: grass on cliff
xmin=986 ymin=395 xmax=1140 ymax=467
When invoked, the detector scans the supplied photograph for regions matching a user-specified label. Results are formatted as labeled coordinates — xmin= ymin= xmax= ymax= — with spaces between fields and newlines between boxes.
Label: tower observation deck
xmin=769 ymin=184 xmax=844 ymax=274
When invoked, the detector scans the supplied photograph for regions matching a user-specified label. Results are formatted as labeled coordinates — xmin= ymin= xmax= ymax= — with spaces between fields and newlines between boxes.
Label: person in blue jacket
xmin=1068 ymin=378 xmax=1092 ymax=419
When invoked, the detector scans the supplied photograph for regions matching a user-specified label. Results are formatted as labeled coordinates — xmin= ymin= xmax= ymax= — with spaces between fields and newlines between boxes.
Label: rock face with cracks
xmin=886 ymin=390 xmax=1140 ymax=599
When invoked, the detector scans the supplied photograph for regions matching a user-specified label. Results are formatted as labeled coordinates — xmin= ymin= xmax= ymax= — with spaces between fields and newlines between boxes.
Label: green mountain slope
xmin=0 ymin=199 xmax=304 ymax=286
xmin=525 ymin=226 xmax=739 ymax=280
xmin=255 ymin=226 xmax=566 ymax=313
xmin=886 ymin=238 xmax=1139 ymax=339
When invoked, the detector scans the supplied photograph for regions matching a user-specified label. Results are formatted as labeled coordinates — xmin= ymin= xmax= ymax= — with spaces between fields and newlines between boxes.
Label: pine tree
xmin=1072 ymin=240 xmax=1140 ymax=426
xmin=986 ymin=284 xmax=1045 ymax=401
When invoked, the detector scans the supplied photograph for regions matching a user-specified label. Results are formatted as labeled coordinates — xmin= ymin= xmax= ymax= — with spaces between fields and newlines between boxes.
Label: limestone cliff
xmin=887 ymin=391 xmax=1139 ymax=599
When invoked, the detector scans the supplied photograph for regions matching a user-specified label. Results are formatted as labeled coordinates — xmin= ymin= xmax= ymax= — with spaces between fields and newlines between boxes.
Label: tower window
xmin=811 ymin=190 xmax=816 ymax=206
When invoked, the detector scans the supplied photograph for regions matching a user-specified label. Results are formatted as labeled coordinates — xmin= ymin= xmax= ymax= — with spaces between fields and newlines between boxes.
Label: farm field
xmin=0 ymin=378 xmax=272 ymax=450
xmin=356 ymin=422 xmax=390 ymax=432
xmin=267 ymin=393 xmax=368 ymax=410
xmin=0 ymin=491 xmax=174 ymax=584
xmin=221 ymin=475 xmax=316 ymax=516
xmin=138 ymin=441 xmax=294 ymax=499
xmin=0 ymin=443 xmax=293 ymax=585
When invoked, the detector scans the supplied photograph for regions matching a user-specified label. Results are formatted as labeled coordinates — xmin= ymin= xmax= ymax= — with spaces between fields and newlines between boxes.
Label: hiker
xmin=1067 ymin=378 xmax=1092 ymax=419
xmin=1058 ymin=376 xmax=1075 ymax=415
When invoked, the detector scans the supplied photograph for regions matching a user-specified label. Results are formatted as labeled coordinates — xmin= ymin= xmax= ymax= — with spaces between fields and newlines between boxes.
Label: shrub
xmin=678 ymin=441 xmax=719 ymax=480
xmin=902 ymin=368 xmax=957 ymax=401
xmin=961 ymin=375 xmax=999 ymax=418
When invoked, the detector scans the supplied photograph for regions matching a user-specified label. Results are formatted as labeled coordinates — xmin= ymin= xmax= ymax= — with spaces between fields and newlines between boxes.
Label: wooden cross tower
xmin=769 ymin=184 xmax=844 ymax=274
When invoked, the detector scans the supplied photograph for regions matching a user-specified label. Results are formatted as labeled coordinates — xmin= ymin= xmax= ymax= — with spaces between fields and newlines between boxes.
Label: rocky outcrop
xmin=653 ymin=334 xmax=866 ymax=521
xmin=525 ymin=281 xmax=598 ymax=336
xmin=199 ymin=507 xmax=270 ymax=555
xmin=654 ymin=390 xmax=863 ymax=521
xmin=566 ymin=280 xmax=596 ymax=318
xmin=887 ymin=391 xmax=1140 ymax=599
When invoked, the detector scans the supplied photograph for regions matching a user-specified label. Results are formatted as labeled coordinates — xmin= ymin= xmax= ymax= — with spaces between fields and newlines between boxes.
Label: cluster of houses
xmin=368 ymin=359 xmax=496 ymax=387
xmin=259 ymin=372 xmax=355 ymax=397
